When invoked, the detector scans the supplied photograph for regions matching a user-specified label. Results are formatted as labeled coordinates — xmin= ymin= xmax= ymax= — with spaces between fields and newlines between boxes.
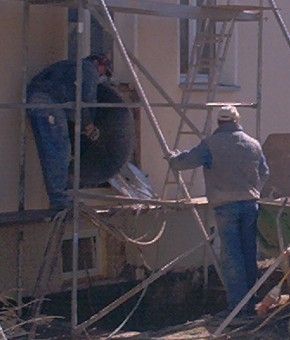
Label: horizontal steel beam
xmin=27 ymin=0 xmax=263 ymax=21
xmin=0 ymin=101 xmax=257 ymax=111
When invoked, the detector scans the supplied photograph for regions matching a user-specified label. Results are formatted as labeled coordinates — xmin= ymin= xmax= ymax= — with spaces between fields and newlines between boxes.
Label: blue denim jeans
xmin=214 ymin=200 xmax=259 ymax=312
xmin=28 ymin=93 xmax=71 ymax=210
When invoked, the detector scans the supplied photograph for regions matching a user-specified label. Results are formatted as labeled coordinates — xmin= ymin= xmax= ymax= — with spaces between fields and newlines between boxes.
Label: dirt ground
xmin=33 ymin=303 xmax=290 ymax=340
xmin=34 ymin=297 xmax=290 ymax=338
xmin=9 ymin=260 xmax=290 ymax=339
xmin=101 ymin=311 xmax=290 ymax=340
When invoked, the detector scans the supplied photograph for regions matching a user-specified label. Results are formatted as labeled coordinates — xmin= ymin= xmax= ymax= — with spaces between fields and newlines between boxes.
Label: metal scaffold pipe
xmin=268 ymin=0 xmax=290 ymax=50
xmin=17 ymin=0 xmax=29 ymax=313
xmin=71 ymin=0 xmax=84 ymax=333
xmin=87 ymin=0 xmax=224 ymax=291
xmin=89 ymin=0 xmax=171 ymax=156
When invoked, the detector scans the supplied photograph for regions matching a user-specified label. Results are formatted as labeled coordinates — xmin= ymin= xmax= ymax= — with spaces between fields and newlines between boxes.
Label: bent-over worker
xmin=27 ymin=55 xmax=134 ymax=211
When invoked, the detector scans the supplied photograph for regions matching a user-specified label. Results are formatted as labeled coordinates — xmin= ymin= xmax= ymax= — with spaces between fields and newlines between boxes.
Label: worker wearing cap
xmin=169 ymin=105 xmax=269 ymax=316
xmin=27 ymin=54 xmax=113 ymax=210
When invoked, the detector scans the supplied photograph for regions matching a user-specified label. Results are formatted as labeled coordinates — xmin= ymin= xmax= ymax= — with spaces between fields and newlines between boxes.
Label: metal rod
xmin=0 ymin=101 xmax=258 ymax=110
xmin=256 ymin=6 xmax=263 ymax=141
xmin=75 ymin=235 xmax=214 ymax=334
xmin=28 ymin=211 xmax=67 ymax=340
xmin=88 ymin=0 xmax=224 ymax=287
xmin=91 ymin=0 xmax=170 ymax=156
xmin=71 ymin=0 xmax=84 ymax=331
xmin=88 ymin=0 xmax=191 ymax=201
xmin=268 ymin=0 xmax=290 ymax=50
xmin=17 ymin=0 xmax=30 ymax=312
xmin=0 ymin=324 xmax=8 ymax=340
xmin=73 ymin=190 xmax=207 ymax=207
xmin=214 ymin=248 xmax=290 ymax=336
xmin=126 ymin=51 xmax=202 ymax=139
xmin=29 ymin=0 xmax=261 ymax=21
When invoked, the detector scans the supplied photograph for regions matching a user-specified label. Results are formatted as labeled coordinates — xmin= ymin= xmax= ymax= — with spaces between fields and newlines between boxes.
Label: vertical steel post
xmin=17 ymin=0 xmax=30 ymax=309
xmin=256 ymin=4 xmax=263 ymax=141
xmin=268 ymin=0 xmax=290 ymax=49
xmin=71 ymin=0 xmax=84 ymax=332
xmin=88 ymin=0 xmax=224 ymax=285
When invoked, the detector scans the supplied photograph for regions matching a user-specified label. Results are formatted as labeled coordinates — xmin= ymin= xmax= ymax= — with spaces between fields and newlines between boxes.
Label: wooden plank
xmin=75 ymin=190 xmax=208 ymax=206
xmin=0 ymin=209 xmax=59 ymax=226
xmin=0 ymin=195 xmax=208 ymax=226
xmin=27 ymin=0 xmax=262 ymax=21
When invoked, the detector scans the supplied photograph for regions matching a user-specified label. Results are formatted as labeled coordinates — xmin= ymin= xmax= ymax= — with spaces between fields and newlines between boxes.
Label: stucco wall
xmin=3 ymin=2 xmax=288 ymax=209
xmin=0 ymin=200 xmax=215 ymax=296
xmin=0 ymin=2 xmax=27 ymax=212
xmin=121 ymin=2 xmax=290 ymax=198
xmin=0 ymin=2 xmax=68 ymax=212
xmin=2 ymin=1 xmax=290 ymax=296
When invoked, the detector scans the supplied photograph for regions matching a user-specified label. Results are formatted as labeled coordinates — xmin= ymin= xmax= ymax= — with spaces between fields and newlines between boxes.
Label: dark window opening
xmin=62 ymin=236 xmax=97 ymax=273
xmin=180 ymin=0 xmax=215 ymax=78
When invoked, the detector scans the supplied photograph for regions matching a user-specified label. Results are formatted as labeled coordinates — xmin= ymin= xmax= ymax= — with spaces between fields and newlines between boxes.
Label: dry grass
xmin=0 ymin=291 xmax=60 ymax=339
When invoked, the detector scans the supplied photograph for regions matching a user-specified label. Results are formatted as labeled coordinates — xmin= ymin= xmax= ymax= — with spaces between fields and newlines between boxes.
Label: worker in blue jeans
xmin=27 ymin=55 xmax=134 ymax=211
xmin=169 ymin=105 xmax=269 ymax=316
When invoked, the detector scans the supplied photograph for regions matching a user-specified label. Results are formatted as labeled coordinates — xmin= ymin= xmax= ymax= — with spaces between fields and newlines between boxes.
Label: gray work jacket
xmin=169 ymin=122 xmax=270 ymax=207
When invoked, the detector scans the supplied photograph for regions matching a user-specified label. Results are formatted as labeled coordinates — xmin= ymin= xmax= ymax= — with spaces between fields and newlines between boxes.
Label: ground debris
xmin=27 ymin=297 xmax=290 ymax=340
xmin=97 ymin=318 xmax=213 ymax=339
xmin=94 ymin=306 xmax=290 ymax=340
xmin=20 ymin=261 xmax=290 ymax=339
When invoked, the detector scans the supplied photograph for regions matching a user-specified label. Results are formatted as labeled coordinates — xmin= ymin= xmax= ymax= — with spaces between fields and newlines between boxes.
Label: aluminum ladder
xmin=161 ymin=0 xmax=236 ymax=199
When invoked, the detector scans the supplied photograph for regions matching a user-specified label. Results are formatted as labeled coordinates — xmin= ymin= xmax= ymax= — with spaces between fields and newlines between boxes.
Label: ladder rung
xmin=164 ymin=181 xmax=193 ymax=186
xmin=179 ymin=131 xmax=198 ymax=135
xmin=162 ymin=12 xmax=238 ymax=198
xmin=196 ymin=37 xmax=219 ymax=44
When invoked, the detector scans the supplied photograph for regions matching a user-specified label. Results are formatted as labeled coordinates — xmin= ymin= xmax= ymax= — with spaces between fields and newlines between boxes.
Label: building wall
xmin=0 ymin=2 xmax=68 ymax=212
xmin=114 ymin=1 xmax=290 ymax=198
xmin=4 ymin=2 xmax=288 ymax=210
xmin=0 ymin=201 xmax=213 ymax=296
xmin=0 ymin=2 xmax=24 ymax=213
xmin=1 ymin=1 xmax=290 ymax=295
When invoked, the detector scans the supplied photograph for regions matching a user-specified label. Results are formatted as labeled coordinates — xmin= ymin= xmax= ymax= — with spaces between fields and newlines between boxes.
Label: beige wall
xmin=0 ymin=2 xmax=68 ymax=212
xmin=115 ymin=2 xmax=290 ymax=198
xmin=0 ymin=2 xmax=26 ymax=212
xmin=0 ymin=201 xmax=214 ymax=296
xmin=4 ymin=2 xmax=288 ymax=210
xmin=2 ymin=1 xmax=290 ymax=294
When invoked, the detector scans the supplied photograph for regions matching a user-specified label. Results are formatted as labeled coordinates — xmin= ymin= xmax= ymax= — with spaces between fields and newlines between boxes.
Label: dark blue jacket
xmin=27 ymin=59 xmax=99 ymax=127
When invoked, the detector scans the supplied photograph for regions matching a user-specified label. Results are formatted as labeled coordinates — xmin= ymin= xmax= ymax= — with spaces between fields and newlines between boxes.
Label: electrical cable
xmin=106 ymin=284 xmax=148 ymax=339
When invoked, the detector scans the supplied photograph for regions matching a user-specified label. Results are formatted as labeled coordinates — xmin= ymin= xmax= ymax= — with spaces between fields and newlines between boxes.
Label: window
xmin=62 ymin=229 xmax=103 ymax=279
xmin=180 ymin=0 xmax=215 ymax=84
xmin=180 ymin=1 xmax=238 ymax=89
xmin=180 ymin=0 xmax=190 ymax=75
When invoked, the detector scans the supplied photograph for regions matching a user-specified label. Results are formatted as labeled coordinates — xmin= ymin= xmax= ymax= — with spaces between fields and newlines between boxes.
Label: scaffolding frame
xmin=1 ymin=0 xmax=284 ymax=336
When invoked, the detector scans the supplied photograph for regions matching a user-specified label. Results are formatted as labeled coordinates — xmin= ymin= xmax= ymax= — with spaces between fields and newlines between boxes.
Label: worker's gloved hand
xmin=164 ymin=149 xmax=180 ymax=161
xmin=83 ymin=123 xmax=100 ymax=142
xmin=88 ymin=127 xmax=100 ymax=142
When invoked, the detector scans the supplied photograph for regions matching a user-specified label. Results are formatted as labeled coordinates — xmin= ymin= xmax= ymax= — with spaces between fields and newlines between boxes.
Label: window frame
xmin=180 ymin=0 xmax=211 ymax=85
xmin=61 ymin=229 xmax=104 ymax=279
